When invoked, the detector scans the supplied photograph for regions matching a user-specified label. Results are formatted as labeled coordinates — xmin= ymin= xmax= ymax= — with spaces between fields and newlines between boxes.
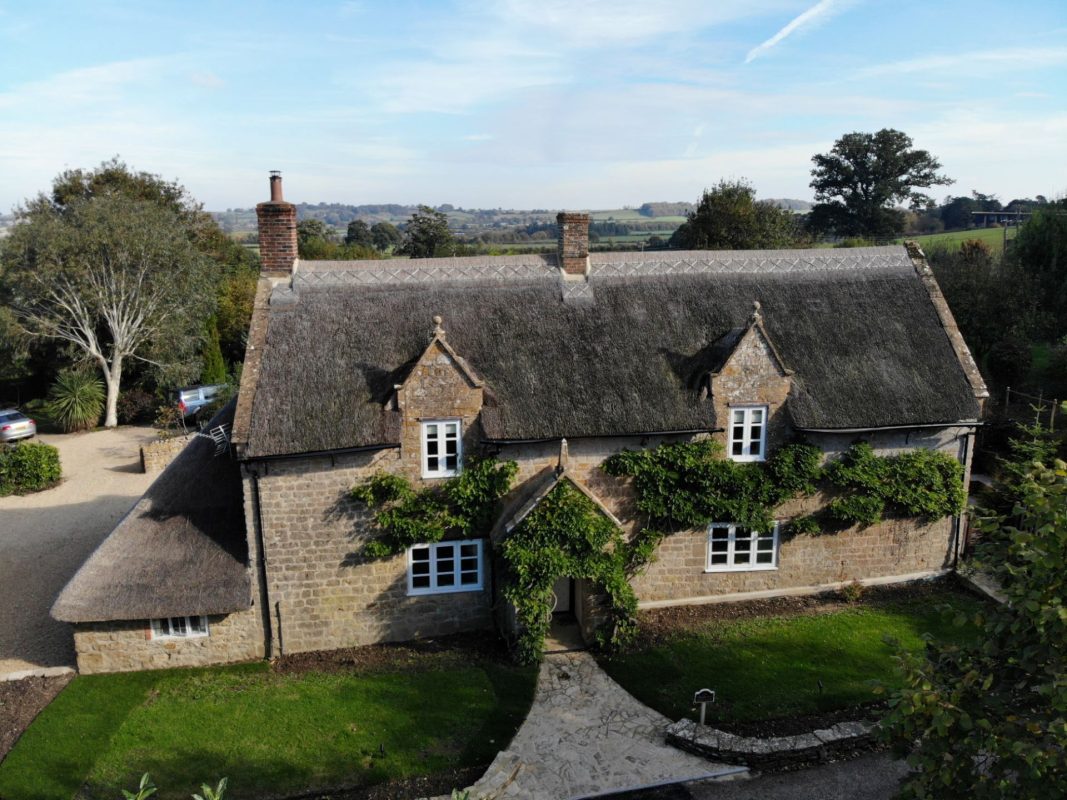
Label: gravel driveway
xmin=0 ymin=427 xmax=157 ymax=676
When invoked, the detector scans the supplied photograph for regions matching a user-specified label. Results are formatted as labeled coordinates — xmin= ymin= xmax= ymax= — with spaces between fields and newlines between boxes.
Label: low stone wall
xmin=140 ymin=434 xmax=191 ymax=473
xmin=72 ymin=608 xmax=264 ymax=674
xmin=666 ymin=717 xmax=875 ymax=770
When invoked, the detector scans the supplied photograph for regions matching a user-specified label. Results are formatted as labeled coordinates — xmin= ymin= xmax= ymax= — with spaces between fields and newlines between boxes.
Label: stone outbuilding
xmin=53 ymin=175 xmax=988 ymax=673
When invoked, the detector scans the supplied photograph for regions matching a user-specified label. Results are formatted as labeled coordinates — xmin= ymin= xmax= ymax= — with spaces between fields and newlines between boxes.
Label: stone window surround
xmin=150 ymin=615 xmax=210 ymax=640
xmin=706 ymin=521 xmax=780 ymax=572
xmin=728 ymin=404 xmax=768 ymax=462
xmin=421 ymin=418 xmax=463 ymax=478
xmin=407 ymin=539 xmax=485 ymax=596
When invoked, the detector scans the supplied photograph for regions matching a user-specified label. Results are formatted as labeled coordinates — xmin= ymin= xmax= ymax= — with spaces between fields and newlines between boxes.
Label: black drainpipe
xmin=249 ymin=469 xmax=277 ymax=658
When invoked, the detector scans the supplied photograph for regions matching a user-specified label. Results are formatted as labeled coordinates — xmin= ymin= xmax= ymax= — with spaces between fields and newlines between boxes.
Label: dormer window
xmin=422 ymin=420 xmax=461 ymax=478
xmin=729 ymin=406 xmax=767 ymax=462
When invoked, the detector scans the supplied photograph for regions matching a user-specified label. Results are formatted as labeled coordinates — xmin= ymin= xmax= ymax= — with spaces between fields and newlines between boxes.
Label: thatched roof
xmin=241 ymin=246 xmax=982 ymax=459
xmin=52 ymin=400 xmax=251 ymax=623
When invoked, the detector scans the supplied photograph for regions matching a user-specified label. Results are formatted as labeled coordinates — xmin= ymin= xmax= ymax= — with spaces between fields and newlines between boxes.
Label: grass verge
xmin=0 ymin=655 xmax=536 ymax=800
xmin=597 ymin=587 xmax=984 ymax=726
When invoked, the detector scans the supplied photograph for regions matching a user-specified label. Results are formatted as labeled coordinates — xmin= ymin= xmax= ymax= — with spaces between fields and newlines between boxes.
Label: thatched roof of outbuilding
xmin=52 ymin=400 xmax=250 ymax=623
xmin=240 ymin=246 xmax=983 ymax=459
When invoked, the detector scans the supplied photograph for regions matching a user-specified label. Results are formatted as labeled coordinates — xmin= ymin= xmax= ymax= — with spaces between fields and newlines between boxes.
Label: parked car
xmin=174 ymin=385 xmax=227 ymax=420
xmin=0 ymin=408 xmax=37 ymax=443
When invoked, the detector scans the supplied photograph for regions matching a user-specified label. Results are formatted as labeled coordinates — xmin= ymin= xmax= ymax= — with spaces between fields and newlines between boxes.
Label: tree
xmin=296 ymin=218 xmax=332 ymax=253
xmin=1 ymin=193 xmax=212 ymax=426
xmin=200 ymin=317 xmax=228 ymax=385
xmin=668 ymin=180 xmax=800 ymax=250
xmin=879 ymin=437 xmax=1067 ymax=798
xmin=371 ymin=221 xmax=402 ymax=252
xmin=398 ymin=206 xmax=456 ymax=258
xmin=344 ymin=219 xmax=373 ymax=247
xmin=0 ymin=158 xmax=257 ymax=402
xmin=1009 ymin=206 xmax=1067 ymax=337
xmin=808 ymin=129 xmax=953 ymax=239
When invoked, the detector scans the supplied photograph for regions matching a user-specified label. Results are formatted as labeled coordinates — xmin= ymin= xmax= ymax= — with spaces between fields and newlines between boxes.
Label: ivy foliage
xmin=878 ymin=455 xmax=1067 ymax=798
xmin=602 ymin=439 xmax=823 ymax=535
xmin=351 ymin=457 xmax=518 ymax=559
xmin=500 ymin=481 xmax=637 ymax=664
xmin=603 ymin=438 xmax=966 ymax=540
xmin=822 ymin=442 xmax=967 ymax=526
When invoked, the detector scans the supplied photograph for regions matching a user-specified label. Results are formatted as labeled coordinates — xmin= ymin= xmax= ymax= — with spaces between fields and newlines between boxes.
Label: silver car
xmin=0 ymin=409 xmax=37 ymax=443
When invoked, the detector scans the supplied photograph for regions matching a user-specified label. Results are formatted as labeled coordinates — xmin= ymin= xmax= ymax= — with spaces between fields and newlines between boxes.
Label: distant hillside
xmin=765 ymin=198 xmax=813 ymax=212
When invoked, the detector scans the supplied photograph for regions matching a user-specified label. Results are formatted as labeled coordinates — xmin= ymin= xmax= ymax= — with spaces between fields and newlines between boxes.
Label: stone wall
xmin=140 ymin=434 xmax=191 ymax=474
xmin=245 ymin=425 xmax=972 ymax=654
xmin=629 ymin=426 xmax=970 ymax=606
xmin=710 ymin=322 xmax=792 ymax=454
xmin=248 ymin=449 xmax=493 ymax=656
xmin=72 ymin=607 xmax=264 ymax=674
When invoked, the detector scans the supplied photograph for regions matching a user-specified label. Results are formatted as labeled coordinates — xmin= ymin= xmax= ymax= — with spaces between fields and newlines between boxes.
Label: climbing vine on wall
xmin=351 ymin=456 xmax=518 ymax=558
xmin=500 ymin=481 xmax=637 ymax=664
xmin=819 ymin=442 xmax=966 ymax=527
xmin=603 ymin=438 xmax=966 ymax=553
xmin=603 ymin=439 xmax=823 ymax=545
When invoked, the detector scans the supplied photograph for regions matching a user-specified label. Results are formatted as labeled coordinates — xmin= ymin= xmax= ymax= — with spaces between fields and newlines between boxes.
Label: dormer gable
xmin=393 ymin=316 xmax=486 ymax=481
xmin=707 ymin=301 xmax=794 ymax=459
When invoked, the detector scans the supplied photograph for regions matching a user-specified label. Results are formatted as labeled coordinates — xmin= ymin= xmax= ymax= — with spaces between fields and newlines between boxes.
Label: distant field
xmin=899 ymin=226 xmax=1013 ymax=253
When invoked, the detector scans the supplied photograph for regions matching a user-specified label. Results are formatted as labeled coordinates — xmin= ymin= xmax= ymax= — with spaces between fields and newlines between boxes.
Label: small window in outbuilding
xmin=151 ymin=616 xmax=209 ymax=640
xmin=728 ymin=405 xmax=767 ymax=462
xmin=421 ymin=420 xmax=462 ymax=478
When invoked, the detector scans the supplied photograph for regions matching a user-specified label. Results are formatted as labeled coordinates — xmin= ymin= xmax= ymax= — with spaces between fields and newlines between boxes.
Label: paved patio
xmin=454 ymin=650 xmax=744 ymax=800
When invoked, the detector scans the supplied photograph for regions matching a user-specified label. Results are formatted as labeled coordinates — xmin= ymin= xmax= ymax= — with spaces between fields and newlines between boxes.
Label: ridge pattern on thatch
xmin=242 ymin=246 xmax=980 ymax=459
xmin=52 ymin=400 xmax=251 ymax=623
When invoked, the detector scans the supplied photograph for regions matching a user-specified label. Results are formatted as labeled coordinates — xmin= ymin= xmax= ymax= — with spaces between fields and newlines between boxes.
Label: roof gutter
xmin=482 ymin=428 xmax=720 ymax=446
xmin=238 ymin=442 xmax=399 ymax=463
xmin=794 ymin=420 xmax=982 ymax=434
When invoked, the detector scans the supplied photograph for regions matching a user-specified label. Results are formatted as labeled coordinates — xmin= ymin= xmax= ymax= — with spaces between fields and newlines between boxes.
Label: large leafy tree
xmin=2 ymin=192 xmax=213 ymax=427
xmin=669 ymin=179 xmax=800 ymax=250
xmin=371 ymin=221 xmax=402 ymax=252
xmin=1 ymin=159 xmax=258 ymax=403
xmin=879 ymin=431 xmax=1067 ymax=798
xmin=344 ymin=219 xmax=373 ymax=247
xmin=398 ymin=206 xmax=456 ymax=258
xmin=808 ymin=129 xmax=953 ymax=240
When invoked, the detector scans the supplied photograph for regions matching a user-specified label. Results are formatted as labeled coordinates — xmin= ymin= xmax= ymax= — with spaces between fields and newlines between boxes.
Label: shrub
xmin=46 ymin=369 xmax=104 ymax=432
xmin=116 ymin=388 xmax=157 ymax=424
xmin=839 ymin=580 xmax=864 ymax=603
xmin=0 ymin=441 xmax=61 ymax=495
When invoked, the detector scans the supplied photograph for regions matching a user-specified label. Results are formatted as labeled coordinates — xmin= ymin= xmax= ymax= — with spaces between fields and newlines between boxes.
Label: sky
xmin=0 ymin=0 xmax=1065 ymax=211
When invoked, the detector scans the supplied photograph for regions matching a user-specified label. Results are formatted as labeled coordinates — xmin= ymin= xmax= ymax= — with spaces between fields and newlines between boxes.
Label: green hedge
xmin=0 ymin=441 xmax=62 ymax=495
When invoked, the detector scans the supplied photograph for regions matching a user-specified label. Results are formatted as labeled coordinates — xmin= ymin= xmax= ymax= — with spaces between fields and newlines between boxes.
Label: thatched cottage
xmin=53 ymin=175 xmax=988 ymax=674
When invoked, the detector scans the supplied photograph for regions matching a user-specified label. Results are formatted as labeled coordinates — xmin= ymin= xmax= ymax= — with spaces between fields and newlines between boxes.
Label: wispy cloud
xmin=745 ymin=0 xmax=852 ymax=63
xmin=855 ymin=46 xmax=1067 ymax=78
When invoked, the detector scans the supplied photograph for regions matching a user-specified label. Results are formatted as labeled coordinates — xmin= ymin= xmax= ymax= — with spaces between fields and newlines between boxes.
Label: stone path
xmin=454 ymin=651 xmax=743 ymax=800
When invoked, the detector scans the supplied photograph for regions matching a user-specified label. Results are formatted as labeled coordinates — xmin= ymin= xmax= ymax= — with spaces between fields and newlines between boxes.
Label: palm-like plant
xmin=46 ymin=368 xmax=104 ymax=432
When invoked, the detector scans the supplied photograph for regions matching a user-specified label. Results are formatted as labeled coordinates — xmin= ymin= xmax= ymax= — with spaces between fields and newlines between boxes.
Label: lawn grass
xmin=0 ymin=658 xmax=536 ymax=800
xmin=900 ymin=226 xmax=1011 ymax=254
xmin=598 ymin=588 xmax=984 ymax=726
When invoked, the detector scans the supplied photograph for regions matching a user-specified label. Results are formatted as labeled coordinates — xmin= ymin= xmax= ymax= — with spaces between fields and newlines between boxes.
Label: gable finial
xmin=750 ymin=299 xmax=762 ymax=325
xmin=557 ymin=437 xmax=569 ymax=472
xmin=432 ymin=314 xmax=445 ymax=339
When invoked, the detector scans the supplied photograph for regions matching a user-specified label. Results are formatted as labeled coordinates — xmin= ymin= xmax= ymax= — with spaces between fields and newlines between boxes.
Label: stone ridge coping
xmin=281 ymin=245 xmax=913 ymax=292
xmin=666 ymin=717 xmax=876 ymax=769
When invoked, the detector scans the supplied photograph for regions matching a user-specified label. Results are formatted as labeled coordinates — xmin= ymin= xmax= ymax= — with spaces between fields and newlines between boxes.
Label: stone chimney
xmin=256 ymin=171 xmax=298 ymax=277
xmin=556 ymin=212 xmax=590 ymax=276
